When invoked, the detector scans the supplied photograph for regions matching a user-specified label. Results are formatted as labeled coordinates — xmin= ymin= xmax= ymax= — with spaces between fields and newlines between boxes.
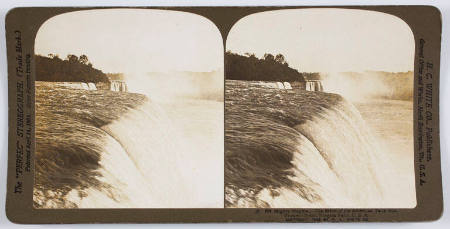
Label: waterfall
xmin=34 ymin=76 xmax=224 ymax=208
xmin=81 ymin=83 xmax=89 ymax=90
xmin=55 ymin=82 xmax=97 ymax=90
xmin=283 ymin=82 xmax=292 ymax=89
xmin=276 ymin=82 xmax=285 ymax=89
xmin=307 ymin=82 xmax=313 ymax=91
xmin=225 ymin=94 xmax=415 ymax=208
xmin=110 ymin=81 xmax=128 ymax=92
xmin=289 ymin=100 xmax=392 ymax=207
xmin=61 ymin=99 xmax=224 ymax=208
xmin=314 ymin=82 xmax=320 ymax=91
xmin=56 ymin=73 xmax=223 ymax=208
xmin=87 ymin=83 xmax=97 ymax=90
xmin=305 ymin=81 xmax=324 ymax=92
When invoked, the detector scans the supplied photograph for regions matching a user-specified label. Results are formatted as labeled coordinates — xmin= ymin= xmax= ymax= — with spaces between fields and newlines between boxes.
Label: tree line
xmin=35 ymin=54 xmax=109 ymax=83
xmin=225 ymin=51 xmax=306 ymax=82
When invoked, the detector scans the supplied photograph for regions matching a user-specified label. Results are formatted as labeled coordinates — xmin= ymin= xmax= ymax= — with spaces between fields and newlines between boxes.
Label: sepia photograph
xmin=224 ymin=8 xmax=416 ymax=208
xmin=33 ymin=9 xmax=224 ymax=208
xmin=3 ymin=3 xmax=448 ymax=224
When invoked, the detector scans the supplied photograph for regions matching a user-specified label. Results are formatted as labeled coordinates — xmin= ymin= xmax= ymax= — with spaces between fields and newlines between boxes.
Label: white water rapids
xmin=252 ymin=100 xmax=415 ymax=208
xmin=65 ymin=72 xmax=224 ymax=208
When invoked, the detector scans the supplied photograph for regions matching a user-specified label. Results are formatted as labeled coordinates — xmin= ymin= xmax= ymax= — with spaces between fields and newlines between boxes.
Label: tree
xmin=264 ymin=53 xmax=275 ymax=62
xmin=275 ymin=54 xmax=286 ymax=64
xmin=79 ymin=55 xmax=89 ymax=65
xmin=66 ymin=54 xmax=79 ymax=63
xmin=244 ymin=52 xmax=255 ymax=57
xmin=225 ymin=52 xmax=305 ymax=82
xmin=47 ymin=53 xmax=61 ymax=60
xmin=35 ymin=54 xmax=109 ymax=83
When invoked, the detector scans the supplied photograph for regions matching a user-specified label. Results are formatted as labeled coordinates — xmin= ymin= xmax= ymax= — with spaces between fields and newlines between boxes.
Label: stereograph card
xmin=4 ymin=6 xmax=443 ymax=223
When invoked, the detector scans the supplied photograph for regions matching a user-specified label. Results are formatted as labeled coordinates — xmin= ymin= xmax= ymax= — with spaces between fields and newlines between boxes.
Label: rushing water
xmin=64 ymin=100 xmax=224 ymax=208
xmin=34 ymin=77 xmax=414 ymax=209
xmin=225 ymin=80 xmax=415 ymax=208
xmin=34 ymin=74 xmax=224 ymax=208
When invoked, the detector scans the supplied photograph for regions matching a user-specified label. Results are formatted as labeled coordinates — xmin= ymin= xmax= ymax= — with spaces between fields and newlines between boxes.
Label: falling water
xmin=225 ymin=80 xmax=415 ymax=208
xmin=276 ymin=82 xmax=285 ymax=89
xmin=87 ymin=82 xmax=97 ymax=90
xmin=34 ymin=71 xmax=224 ymax=208
xmin=64 ymin=100 xmax=224 ymax=208
xmin=305 ymin=81 xmax=323 ymax=92
xmin=110 ymin=81 xmax=128 ymax=92
xmin=283 ymin=82 xmax=292 ymax=89
xmin=61 ymin=72 xmax=224 ymax=208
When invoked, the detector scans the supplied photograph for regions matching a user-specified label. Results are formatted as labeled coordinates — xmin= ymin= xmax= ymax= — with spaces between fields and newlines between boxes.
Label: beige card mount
xmin=5 ymin=6 xmax=443 ymax=223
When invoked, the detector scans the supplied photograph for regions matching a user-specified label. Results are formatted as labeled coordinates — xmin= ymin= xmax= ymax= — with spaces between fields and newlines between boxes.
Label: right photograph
xmin=224 ymin=8 xmax=416 ymax=208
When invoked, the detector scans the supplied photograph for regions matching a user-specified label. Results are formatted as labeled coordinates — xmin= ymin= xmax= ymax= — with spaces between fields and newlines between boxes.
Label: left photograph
xmin=33 ymin=9 xmax=224 ymax=208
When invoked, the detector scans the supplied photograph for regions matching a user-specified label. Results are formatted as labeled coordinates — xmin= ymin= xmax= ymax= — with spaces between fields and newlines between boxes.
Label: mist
xmin=124 ymin=70 xmax=224 ymax=102
xmin=321 ymin=71 xmax=413 ymax=101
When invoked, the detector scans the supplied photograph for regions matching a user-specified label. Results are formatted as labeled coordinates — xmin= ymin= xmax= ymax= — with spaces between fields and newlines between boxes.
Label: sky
xmin=35 ymin=9 xmax=224 ymax=74
xmin=226 ymin=8 xmax=415 ymax=73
